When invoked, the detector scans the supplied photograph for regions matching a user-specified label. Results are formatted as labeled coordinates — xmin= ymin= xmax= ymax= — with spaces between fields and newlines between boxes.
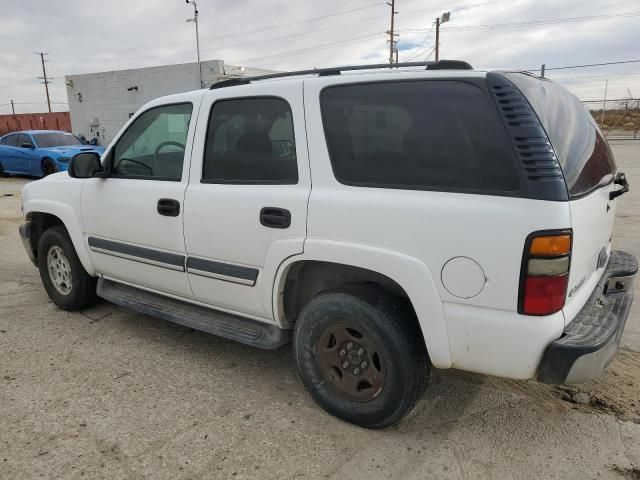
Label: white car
xmin=19 ymin=61 xmax=636 ymax=428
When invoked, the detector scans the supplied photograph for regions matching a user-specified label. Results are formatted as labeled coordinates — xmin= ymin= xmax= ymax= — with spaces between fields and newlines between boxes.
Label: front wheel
xmin=41 ymin=159 xmax=57 ymax=176
xmin=293 ymin=286 xmax=429 ymax=428
xmin=37 ymin=226 xmax=98 ymax=310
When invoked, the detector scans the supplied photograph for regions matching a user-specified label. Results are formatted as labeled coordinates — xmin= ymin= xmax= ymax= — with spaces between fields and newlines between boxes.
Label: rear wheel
xmin=41 ymin=158 xmax=57 ymax=176
xmin=37 ymin=226 xmax=98 ymax=310
xmin=0 ymin=162 xmax=7 ymax=177
xmin=293 ymin=286 xmax=429 ymax=428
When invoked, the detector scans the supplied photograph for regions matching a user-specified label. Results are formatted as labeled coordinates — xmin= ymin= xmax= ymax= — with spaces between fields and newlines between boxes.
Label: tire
xmin=0 ymin=162 xmax=7 ymax=177
xmin=293 ymin=286 xmax=429 ymax=428
xmin=37 ymin=226 xmax=98 ymax=311
xmin=41 ymin=158 xmax=57 ymax=177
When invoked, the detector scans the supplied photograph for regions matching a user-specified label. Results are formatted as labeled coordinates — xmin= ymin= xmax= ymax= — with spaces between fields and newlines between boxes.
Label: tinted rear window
xmin=504 ymin=73 xmax=616 ymax=198
xmin=320 ymin=80 xmax=520 ymax=193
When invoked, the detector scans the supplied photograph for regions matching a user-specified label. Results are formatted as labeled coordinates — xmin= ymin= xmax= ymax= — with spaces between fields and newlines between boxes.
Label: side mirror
xmin=21 ymin=143 xmax=34 ymax=149
xmin=68 ymin=152 xmax=103 ymax=178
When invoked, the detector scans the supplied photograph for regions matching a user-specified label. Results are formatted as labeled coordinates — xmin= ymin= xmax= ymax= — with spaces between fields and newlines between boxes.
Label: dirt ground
xmin=1 ymin=142 xmax=640 ymax=480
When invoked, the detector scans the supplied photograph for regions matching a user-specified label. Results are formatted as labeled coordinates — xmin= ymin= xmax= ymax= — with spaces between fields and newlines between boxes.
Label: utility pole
xmin=435 ymin=12 xmax=450 ymax=62
xmin=10 ymin=100 xmax=15 ymax=115
xmin=35 ymin=52 xmax=51 ymax=112
xmin=435 ymin=18 xmax=440 ymax=62
xmin=601 ymin=79 xmax=608 ymax=130
xmin=186 ymin=0 xmax=203 ymax=88
xmin=540 ymin=64 xmax=546 ymax=78
xmin=387 ymin=0 xmax=398 ymax=65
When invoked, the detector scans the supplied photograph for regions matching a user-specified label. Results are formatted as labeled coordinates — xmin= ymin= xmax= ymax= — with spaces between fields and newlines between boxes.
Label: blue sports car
xmin=0 ymin=130 xmax=105 ymax=178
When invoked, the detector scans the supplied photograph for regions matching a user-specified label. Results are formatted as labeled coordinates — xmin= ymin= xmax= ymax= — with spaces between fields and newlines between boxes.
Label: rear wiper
xmin=610 ymin=172 xmax=629 ymax=200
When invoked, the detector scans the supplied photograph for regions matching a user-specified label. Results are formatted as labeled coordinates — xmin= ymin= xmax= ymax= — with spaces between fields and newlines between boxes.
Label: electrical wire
xmin=0 ymin=78 xmax=37 ymax=89
xmin=235 ymin=33 xmax=384 ymax=64
xmin=74 ymin=15 xmax=389 ymax=65
xmin=91 ymin=1 xmax=385 ymax=56
xmin=402 ymin=10 xmax=640 ymax=32
xmin=402 ymin=24 xmax=436 ymax=62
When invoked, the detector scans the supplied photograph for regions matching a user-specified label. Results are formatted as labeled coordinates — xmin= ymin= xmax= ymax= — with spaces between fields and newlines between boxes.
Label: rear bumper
xmin=18 ymin=220 xmax=37 ymax=266
xmin=537 ymin=250 xmax=637 ymax=384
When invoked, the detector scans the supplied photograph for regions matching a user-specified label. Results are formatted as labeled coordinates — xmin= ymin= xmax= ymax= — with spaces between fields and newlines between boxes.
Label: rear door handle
xmin=157 ymin=198 xmax=180 ymax=217
xmin=260 ymin=207 xmax=291 ymax=229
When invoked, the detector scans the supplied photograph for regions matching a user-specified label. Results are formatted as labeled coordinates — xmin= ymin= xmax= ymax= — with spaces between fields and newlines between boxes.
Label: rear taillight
xmin=519 ymin=231 xmax=572 ymax=316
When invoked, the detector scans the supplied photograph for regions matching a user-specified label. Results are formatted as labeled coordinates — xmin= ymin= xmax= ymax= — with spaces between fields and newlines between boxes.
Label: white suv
xmin=19 ymin=61 xmax=636 ymax=428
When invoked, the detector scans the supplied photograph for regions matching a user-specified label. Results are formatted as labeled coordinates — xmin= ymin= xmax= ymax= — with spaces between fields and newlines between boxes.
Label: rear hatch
xmin=504 ymin=72 xmax=623 ymax=323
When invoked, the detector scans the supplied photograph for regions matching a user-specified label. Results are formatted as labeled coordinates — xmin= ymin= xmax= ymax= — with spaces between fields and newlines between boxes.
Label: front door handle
xmin=157 ymin=198 xmax=180 ymax=217
xmin=260 ymin=207 xmax=291 ymax=229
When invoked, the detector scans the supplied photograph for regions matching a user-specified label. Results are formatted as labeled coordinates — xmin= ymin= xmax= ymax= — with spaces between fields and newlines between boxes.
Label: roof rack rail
xmin=209 ymin=60 xmax=473 ymax=89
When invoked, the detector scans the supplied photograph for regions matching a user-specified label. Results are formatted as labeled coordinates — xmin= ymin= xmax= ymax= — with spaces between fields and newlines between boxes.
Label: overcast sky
xmin=1 ymin=0 xmax=639 ymax=114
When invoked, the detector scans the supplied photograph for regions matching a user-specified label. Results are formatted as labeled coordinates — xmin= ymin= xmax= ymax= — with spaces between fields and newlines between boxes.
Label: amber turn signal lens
xmin=530 ymin=235 xmax=571 ymax=256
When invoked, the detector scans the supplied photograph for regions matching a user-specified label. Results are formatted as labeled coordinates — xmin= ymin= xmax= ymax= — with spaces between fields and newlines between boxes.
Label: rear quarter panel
xmin=303 ymin=73 xmax=571 ymax=374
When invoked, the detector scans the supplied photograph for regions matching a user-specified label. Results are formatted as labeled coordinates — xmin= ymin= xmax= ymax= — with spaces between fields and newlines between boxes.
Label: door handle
xmin=157 ymin=198 xmax=180 ymax=217
xmin=260 ymin=207 xmax=291 ymax=229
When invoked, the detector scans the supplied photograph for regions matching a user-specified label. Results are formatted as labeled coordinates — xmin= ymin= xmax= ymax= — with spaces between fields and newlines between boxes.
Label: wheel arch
xmin=24 ymin=203 xmax=95 ymax=276
xmin=272 ymin=240 xmax=452 ymax=368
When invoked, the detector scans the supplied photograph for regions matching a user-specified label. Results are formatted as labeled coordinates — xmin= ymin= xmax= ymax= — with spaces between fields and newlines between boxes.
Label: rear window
xmin=320 ymin=80 xmax=520 ymax=193
xmin=504 ymin=73 xmax=616 ymax=198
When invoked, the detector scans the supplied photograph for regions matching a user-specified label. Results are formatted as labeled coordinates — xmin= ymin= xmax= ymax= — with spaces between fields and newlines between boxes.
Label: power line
xmin=0 ymin=78 xmax=36 ymax=89
xmin=235 ymin=33 xmax=384 ymax=64
xmin=402 ymin=10 xmax=640 ymax=32
xmin=403 ymin=24 xmax=436 ymax=62
xmin=91 ymin=1 xmax=384 ymax=57
xmin=540 ymin=59 xmax=640 ymax=72
xmin=70 ymin=14 xmax=388 ymax=66
xmin=551 ymin=72 xmax=640 ymax=81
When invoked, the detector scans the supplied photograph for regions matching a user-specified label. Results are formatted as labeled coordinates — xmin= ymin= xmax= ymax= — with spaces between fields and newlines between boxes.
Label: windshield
xmin=33 ymin=132 xmax=82 ymax=148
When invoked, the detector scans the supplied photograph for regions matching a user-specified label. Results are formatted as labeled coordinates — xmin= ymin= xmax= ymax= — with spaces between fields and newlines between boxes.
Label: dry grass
xmin=590 ymin=108 xmax=640 ymax=131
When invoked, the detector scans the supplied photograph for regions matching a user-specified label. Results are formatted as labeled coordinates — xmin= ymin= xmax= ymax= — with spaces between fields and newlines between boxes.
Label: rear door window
xmin=202 ymin=97 xmax=298 ymax=184
xmin=3 ymin=134 xmax=19 ymax=147
xmin=320 ymin=80 xmax=520 ymax=193
xmin=504 ymin=72 xmax=616 ymax=198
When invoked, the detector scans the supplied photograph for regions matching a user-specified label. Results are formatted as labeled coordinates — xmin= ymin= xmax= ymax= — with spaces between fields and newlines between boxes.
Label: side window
xmin=17 ymin=134 xmax=32 ymax=148
xmin=4 ymin=135 xmax=19 ymax=147
xmin=320 ymin=81 xmax=520 ymax=193
xmin=202 ymin=97 xmax=298 ymax=184
xmin=112 ymin=103 xmax=192 ymax=181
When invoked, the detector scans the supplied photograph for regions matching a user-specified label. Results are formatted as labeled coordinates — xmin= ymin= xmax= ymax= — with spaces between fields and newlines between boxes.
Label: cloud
xmin=0 ymin=0 xmax=639 ymax=113
xmin=397 ymin=40 xmax=422 ymax=51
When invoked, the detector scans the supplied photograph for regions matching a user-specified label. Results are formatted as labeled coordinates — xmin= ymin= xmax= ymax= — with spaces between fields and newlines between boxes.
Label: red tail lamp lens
xmin=523 ymin=274 xmax=569 ymax=315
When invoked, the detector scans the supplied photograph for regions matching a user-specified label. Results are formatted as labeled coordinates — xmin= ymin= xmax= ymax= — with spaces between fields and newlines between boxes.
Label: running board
xmin=97 ymin=278 xmax=291 ymax=349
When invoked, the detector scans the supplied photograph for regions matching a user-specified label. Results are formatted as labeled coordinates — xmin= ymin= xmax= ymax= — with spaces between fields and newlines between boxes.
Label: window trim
xmin=108 ymin=102 xmax=194 ymax=182
xmin=201 ymin=95 xmax=299 ymax=185
xmin=319 ymin=78 xmax=525 ymax=197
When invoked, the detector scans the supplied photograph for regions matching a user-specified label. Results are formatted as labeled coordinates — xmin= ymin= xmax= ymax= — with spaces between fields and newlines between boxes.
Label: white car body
xmin=21 ymin=65 xmax=635 ymax=387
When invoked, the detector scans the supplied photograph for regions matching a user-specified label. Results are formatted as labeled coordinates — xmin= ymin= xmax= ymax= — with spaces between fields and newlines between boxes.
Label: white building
xmin=65 ymin=59 xmax=275 ymax=145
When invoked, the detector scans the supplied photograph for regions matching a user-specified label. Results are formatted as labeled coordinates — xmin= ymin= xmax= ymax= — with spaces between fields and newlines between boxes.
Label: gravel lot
xmin=1 ymin=142 xmax=639 ymax=480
